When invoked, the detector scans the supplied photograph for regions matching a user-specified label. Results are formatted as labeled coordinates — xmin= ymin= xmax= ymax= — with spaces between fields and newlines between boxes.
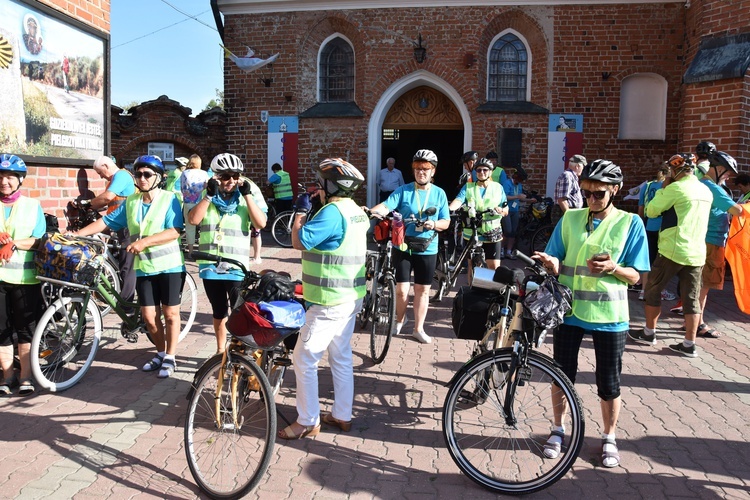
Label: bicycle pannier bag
xmin=34 ymin=232 xmax=103 ymax=286
xmin=451 ymin=286 xmax=494 ymax=341
xmin=373 ymin=219 xmax=391 ymax=243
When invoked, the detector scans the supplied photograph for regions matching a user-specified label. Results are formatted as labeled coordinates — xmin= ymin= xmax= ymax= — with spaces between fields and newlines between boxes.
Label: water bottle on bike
xmin=391 ymin=211 xmax=405 ymax=249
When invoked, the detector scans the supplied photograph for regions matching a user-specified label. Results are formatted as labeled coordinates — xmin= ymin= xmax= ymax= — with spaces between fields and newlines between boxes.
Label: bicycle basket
xmin=522 ymin=276 xmax=572 ymax=330
xmin=34 ymin=232 xmax=103 ymax=287
xmin=227 ymin=299 xmax=305 ymax=349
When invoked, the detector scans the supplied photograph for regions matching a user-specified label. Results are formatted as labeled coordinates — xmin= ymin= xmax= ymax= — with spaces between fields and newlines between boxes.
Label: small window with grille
xmin=319 ymin=36 xmax=354 ymax=103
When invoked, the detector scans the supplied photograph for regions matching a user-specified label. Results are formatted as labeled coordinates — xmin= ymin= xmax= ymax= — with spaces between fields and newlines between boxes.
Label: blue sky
xmin=111 ymin=0 xmax=224 ymax=115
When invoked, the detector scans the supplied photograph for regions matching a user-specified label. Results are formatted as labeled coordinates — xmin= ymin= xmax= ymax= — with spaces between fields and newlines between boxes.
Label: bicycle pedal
xmin=273 ymin=357 xmax=292 ymax=367
xmin=518 ymin=366 xmax=532 ymax=384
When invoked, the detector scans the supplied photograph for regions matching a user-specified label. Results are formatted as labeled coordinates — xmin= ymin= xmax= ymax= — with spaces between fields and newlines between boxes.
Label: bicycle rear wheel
xmin=185 ymin=353 xmax=276 ymax=499
xmin=92 ymin=260 xmax=120 ymax=316
xmin=30 ymin=295 xmax=103 ymax=392
xmin=271 ymin=211 xmax=294 ymax=248
xmin=531 ymin=224 xmax=554 ymax=254
xmin=432 ymin=251 xmax=449 ymax=302
xmin=443 ymin=349 xmax=584 ymax=495
xmin=370 ymin=274 xmax=396 ymax=364
xmin=358 ymin=252 xmax=378 ymax=329
xmin=179 ymin=272 xmax=198 ymax=342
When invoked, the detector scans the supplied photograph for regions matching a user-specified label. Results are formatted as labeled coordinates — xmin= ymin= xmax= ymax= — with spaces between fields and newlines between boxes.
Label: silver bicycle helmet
xmin=210 ymin=153 xmax=244 ymax=173
xmin=413 ymin=149 xmax=438 ymax=168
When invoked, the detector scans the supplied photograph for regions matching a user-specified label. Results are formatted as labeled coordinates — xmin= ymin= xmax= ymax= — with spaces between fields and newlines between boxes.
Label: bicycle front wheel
xmin=30 ymin=295 xmax=103 ymax=392
xmin=443 ymin=349 xmax=584 ymax=495
xmin=271 ymin=211 xmax=294 ymax=248
xmin=370 ymin=274 xmax=396 ymax=364
xmin=185 ymin=353 xmax=276 ymax=499
xmin=179 ymin=272 xmax=198 ymax=342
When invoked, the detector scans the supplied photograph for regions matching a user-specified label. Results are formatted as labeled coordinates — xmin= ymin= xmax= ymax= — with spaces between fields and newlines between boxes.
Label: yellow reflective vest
xmin=0 ymin=196 xmax=41 ymax=284
xmin=126 ymin=190 xmax=184 ymax=274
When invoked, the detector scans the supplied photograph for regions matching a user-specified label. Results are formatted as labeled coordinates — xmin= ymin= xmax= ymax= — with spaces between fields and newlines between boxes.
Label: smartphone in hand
xmin=591 ymin=252 xmax=610 ymax=261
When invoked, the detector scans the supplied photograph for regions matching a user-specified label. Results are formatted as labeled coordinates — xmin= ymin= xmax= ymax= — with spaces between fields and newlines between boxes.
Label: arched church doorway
xmin=380 ymin=86 xmax=463 ymax=198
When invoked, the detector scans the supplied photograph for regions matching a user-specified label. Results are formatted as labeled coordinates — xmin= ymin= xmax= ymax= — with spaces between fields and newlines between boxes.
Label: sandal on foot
xmin=18 ymin=378 xmax=35 ymax=397
xmin=321 ymin=413 xmax=352 ymax=432
xmin=142 ymin=354 xmax=165 ymax=372
xmin=543 ymin=429 xmax=565 ymax=459
xmin=157 ymin=358 xmax=176 ymax=378
xmin=277 ymin=423 xmax=321 ymax=440
xmin=697 ymin=323 xmax=721 ymax=339
xmin=0 ymin=375 xmax=17 ymax=396
xmin=602 ymin=438 xmax=620 ymax=468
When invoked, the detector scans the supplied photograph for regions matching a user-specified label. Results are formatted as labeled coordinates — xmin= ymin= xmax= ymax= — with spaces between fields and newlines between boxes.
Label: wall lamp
xmin=413 ymin=34 xmax=427 ymax=64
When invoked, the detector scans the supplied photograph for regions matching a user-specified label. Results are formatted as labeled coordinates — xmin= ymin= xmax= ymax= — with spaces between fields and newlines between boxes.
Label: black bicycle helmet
xmin=316 ymin=158 xmax=364 ymax=197
xmin=413 ymin=149 xmax=438 ymax=168
xmin=710 ymin=151 xmax=738 ymax=175
xmin=580 ymin=159 xmax=623 ymax=186
xmin=696 ymin=141 xmax=716 ymax=158
xmin=486 ymin=150 xmax=499 ymax=160
xmin=474 ymin=157 xmax=494 ymax=170
xmin=211 ymin=153 xmax=244 ymax=173
xmin=133 ymin=155 xmax=164 ymax=175
xmin=461 ymin=151 xmax=478 ymax=164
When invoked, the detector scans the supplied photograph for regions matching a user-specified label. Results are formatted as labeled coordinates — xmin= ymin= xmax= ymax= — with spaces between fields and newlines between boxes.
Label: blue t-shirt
xmin=108 ymin=169 xmax=136 ymax=197
xmin=502 ymin=179 xmax=523 ymax=212
xmin=545 ymin=213 xmax=650 ymax=332
xmin=4 ymin=204 xmax=46 ymax=238
xmin=638 ymin=180 xmax=663 ymax=232
xmin=384 ymin=183 xmax=450 ymax=255
xmin=299 ymin=203 xmax=346 ymax=251
xmin=701 ymin=178 xmax=735 ymax=247
xmin=103 ymin=194 xmax=185 ymax=276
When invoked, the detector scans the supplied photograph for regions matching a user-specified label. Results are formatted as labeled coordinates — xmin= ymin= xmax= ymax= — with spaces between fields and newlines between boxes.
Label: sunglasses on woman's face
xmin=582 ymin=189 xmax=608 ymax=200
xmin=134 ymin=171 xmax=155 ymax=179
xmin=475 ymin=168 xmax=491 ymax=173
xmin=218 ymin=173 xmax=240 ymax=181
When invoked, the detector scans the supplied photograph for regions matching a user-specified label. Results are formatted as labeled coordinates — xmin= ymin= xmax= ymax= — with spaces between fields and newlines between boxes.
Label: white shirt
xmin=379 ymin=168 xmax=405 ymax=192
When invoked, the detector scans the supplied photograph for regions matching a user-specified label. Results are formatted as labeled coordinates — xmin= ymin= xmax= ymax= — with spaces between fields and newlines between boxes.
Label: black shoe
xmin=669 ymin=342 xmax=697 ymax=358
xmin=628 ymin=329 xmax=656 ymax=346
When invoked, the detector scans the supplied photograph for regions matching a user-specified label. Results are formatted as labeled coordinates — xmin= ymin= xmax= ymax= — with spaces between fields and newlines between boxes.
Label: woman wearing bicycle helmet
xmin=534 ymin=159 xmax=649 ymax=469
xmin=279 ymin=158 xmax=367 ymax=440
xmin=188 ymin=153 xmax=267 ymax=354
xmin=0 ymin=153 xmax=46 ymax=396
xmin=369 ymin=149 xmax=450 ymax=344
xmin=74 ymin=155 xmax=186 ymax=379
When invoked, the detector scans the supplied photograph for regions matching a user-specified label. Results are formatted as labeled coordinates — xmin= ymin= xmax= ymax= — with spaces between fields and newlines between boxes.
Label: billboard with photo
xmin=0 ymin=0 xmax=108 ymax=163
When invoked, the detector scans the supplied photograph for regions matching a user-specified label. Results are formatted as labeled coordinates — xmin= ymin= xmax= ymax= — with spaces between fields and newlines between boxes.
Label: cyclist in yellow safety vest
xmin=188 ymin=153 xmax=267 ymax=354
xmin=0 ymin=154 xmax=47 ymax=397
xmin=268 ymin=163 xmax=294 ymax=213
xmin=534 ymin=159 xmax=650 ymax=470
xmin=448 ymin=157 xmax=508 ymax=271
xmin=279 ymin=158 xmax=367 ymax=440
xmin=74 ymin=155 xmax=186 ymax=379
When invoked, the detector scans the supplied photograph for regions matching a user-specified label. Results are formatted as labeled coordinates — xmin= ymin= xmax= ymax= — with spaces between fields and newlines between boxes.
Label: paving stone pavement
xmin=1 ymin=235 xmax=749 ymax=499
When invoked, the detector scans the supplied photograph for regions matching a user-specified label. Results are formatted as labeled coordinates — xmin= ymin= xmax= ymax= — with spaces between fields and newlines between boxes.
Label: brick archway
xmin=366 ymin=70 xmax=471 ymax=207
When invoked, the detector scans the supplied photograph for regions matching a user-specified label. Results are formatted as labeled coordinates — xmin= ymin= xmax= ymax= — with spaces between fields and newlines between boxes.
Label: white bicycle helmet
xmin=316 ymin=158 xmax=364 ymax=197
xmin=175 ymin=157 xmax=189 ymax=167
xmin=211 ymin=153 xmax=244 ymax=173
xmin=413 ymin=149 xmax=438 ymax=167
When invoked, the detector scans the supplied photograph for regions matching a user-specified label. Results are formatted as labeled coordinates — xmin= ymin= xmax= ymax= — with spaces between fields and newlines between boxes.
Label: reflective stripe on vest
xmin=126 ymin=190 xmax=183 ymax=273
xmin=463 ymin=182 xmax=503 ymax=240
xmin=272 ymin=170 xmax=293 ymax=200
xmin=197 ymin=200 xmax=251 ymax=270
xmin=0 ymin=196 xmax=41 ymax=284
xmin=301 ymin=199 xmax=368 ymax=306
xmin=558 ymin=207 xmax=632 ymax=323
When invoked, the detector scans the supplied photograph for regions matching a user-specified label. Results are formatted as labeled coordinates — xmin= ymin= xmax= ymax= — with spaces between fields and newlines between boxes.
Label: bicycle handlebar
xmin=512 ymin=249 xmax=548 ymax=276
xmin=192 ymin=251 xmax=257 ymax=280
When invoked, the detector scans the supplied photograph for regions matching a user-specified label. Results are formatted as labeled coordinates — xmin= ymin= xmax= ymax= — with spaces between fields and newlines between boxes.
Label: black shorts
xmin=0 ymin=283 xmax=43 ymax=345
xmin=392 ymin=248 xmax=437 ymax=286
xmin=136 ymin=272 xmax=186 ymax=307
xmin=553 ymin=324 xmax=627 ymax=401
xmin=203 ymin=279 xmax=242 ymax=319
xmin=481 ymin=240 xmax=504 ymax=260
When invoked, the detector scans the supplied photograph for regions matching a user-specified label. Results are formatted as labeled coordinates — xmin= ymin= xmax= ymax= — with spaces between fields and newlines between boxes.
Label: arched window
xmin=619 ymin=73 xmax=667 ymax=140
xmin=319 ymin=36 xmax=354 ymax=103
xmin=488 ymin=32 xmax=528 ymax=102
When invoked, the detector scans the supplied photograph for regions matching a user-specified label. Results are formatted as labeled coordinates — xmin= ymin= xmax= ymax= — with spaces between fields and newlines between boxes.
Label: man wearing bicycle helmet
xmin=0 ymin=153 xmax=46 ymax=396
xmin=74 ymin=155 xmax=186 ymax=379
xmin=535 ymin=159 xmax=649 ymax=469
xmin=487 ymin=151 xmax=507 ymax=184
xmin=629 ymin=153 xmax=712 ymax=358
xmin=448 ymin=157 xmax=508 ymax=270
xmin=692 ymin=151 xmax=743 ymax=340
xmin=694 ymin=140 xmax=715 ymax=180
xmin=370 ymin=149 xmax=450 ymax=344
xmin=457 ymin=151 xmax=478 ymax=189
xmin=188 ymin=153 xmax=267 ymax=354
xmin=280 ymin=158 xmax=367 ymax=440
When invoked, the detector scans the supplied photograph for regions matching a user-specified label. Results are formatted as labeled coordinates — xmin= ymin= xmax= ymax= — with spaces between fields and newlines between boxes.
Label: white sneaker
xmin=661 ymin=290 xmax=676 ymax=301
xmin=412 ymin=330 xmax=432 ymax=344
xmin=638 ymin=290 xmax=645 ymax=301
xmin=253 ymin=257 xmax=263 ymax=265
xmin=395 ymin=318 xmax=408 ymax=335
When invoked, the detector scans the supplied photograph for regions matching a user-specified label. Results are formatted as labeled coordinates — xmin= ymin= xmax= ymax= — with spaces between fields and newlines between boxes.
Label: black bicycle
xmin=360 ymin=208 xmax=436 ymax=363
xmin=442 ymin=250 xmax=584 ymax=495
xmin=515 ymin=195 xmax=555 ymax=255
xmin=432 ymin=206 xmax=496 ymax=302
